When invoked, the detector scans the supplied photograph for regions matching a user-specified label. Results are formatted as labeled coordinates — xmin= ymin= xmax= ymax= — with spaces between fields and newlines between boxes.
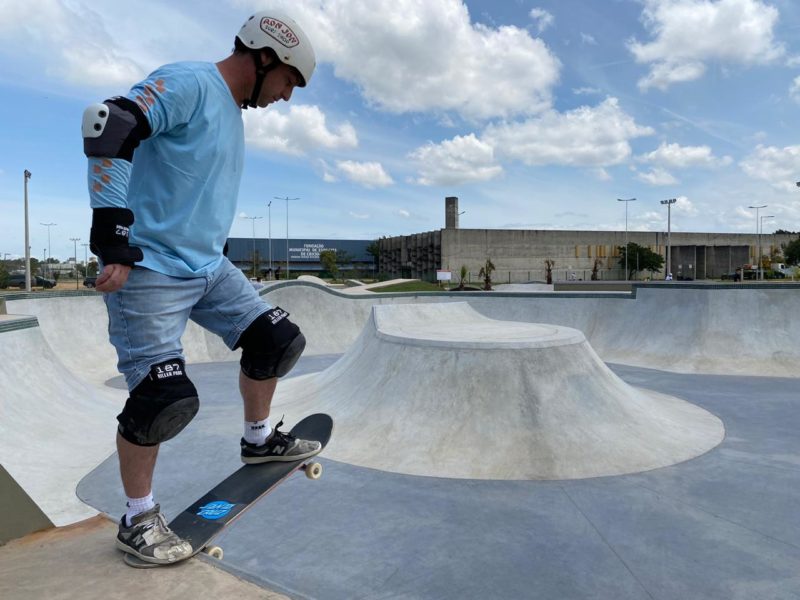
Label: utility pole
xmin=660 ymin=198 xmax=676 ymax=279
xmin=275 ymin=196 xmax=299 ymax=280
xmin=23 ymin=170 xmax=32 ymax=291
xmin=70 ymin=238 xmax=81 ymax=289
xmin=40 ymin=221 xmax=57 ymax=278
xmin=748 ymin=204 xmax=767 ymax=280
xmin=241 ymin=215 xmax=262 ymax=279
xmin=267 ymin=200 xmax=273 ymax=279
xmin=617 ymin=198 xmax=636 ymax=281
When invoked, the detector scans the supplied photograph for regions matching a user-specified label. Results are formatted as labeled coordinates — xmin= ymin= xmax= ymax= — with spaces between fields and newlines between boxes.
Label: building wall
xmin=379 ymin=229 xmax=795 ymax=282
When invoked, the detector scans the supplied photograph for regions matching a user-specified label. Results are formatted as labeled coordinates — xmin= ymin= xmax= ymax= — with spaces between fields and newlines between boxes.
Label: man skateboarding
xmin=82 ymin=9 xmax=321 ymax=565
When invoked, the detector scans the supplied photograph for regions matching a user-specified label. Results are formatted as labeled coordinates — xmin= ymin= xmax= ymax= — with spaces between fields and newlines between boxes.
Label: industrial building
xmin=225 ymin=237 xmax=373 ymax=279
xmin=378 ymin=197 xmax=795 ymax=282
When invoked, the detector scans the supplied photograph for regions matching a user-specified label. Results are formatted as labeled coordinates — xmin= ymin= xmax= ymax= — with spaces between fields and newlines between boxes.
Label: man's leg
xmin=117 ymin=434 xmax=159 ymax=498
xmin=240 ymin=371 xmax=278 ymax=422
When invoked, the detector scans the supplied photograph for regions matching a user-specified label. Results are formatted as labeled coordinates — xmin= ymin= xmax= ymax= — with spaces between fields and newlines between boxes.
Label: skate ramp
xmin=263 ymin=281 xmax=800 ymax=377
xmin=271 ymin=303 xmax=725 ymax=480
xmin=0 ymin=316 xmax=126 ymax=526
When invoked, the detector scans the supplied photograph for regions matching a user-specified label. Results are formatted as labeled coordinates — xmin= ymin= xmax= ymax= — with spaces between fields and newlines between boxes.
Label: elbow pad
xmin=83 ymin=97 xmax=151 ymax=162
xmin=90 ymin=207 xmax=143 ymax=267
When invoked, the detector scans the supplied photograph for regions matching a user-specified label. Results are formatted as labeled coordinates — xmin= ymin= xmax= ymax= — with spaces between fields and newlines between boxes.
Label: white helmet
xmin=237 ymin=11 xmax=316 ymax=87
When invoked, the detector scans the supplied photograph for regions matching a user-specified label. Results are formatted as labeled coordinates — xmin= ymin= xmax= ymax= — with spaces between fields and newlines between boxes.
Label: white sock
xmin=244 ymin=417 xmax=272 ymax=446
xmin=125 ymin=492 xmax=155 ymax=527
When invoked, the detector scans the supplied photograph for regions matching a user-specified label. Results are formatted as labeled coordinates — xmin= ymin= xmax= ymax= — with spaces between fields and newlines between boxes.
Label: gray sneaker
xmin=240 ymin=419 xmax=322 ymax=464
xmin=116 ymin=504 xmax=193 ymax=564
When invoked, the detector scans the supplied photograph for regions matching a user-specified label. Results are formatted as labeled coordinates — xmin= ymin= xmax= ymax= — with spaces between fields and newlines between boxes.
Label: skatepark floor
xmin=0 ymin=515 xmax=289 ymax=600
xmin=3 ymin=355 xmax=800 ymax=599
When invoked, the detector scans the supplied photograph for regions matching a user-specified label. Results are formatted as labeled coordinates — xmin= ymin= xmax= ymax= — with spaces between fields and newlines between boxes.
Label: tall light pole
xmin=749 ymin=204 xmax=767 ymax=280
xmin=275 ymin=196 xmax=299 ymax=279
xmin=241 ymin=215 xmax=262 ymax=279
xmin=660 ymin=198 xmax=676 ymax=280
xmin=617 ymin=198 xmax=636 ymax=280
xmin=81 ymin=243 xmax=89 ymax=276
xmin=267 ymin=200 xmax=273 ymax=279
xmin=23 ymin=170 xmax=31 ymax=292
xmin=40 ymin=221 xmax=57 ymax=278
xmin=70 ymin=237 xmax=80 ymax=289
xmin=760 ymin=215 xmax=774 ymax=280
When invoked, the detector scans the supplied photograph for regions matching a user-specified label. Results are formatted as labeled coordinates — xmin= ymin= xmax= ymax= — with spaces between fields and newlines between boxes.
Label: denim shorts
xmin=103 ymin=258 xmax=271 ymax=390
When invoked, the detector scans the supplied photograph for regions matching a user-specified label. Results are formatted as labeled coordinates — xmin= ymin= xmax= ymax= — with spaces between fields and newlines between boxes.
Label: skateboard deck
xmin=123 ymin=413 xmax=333 ymax=568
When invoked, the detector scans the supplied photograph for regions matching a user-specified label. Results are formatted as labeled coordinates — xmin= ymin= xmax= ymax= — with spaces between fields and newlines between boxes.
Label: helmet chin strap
xmin=243 ymin=51 xmax=279 ymax=109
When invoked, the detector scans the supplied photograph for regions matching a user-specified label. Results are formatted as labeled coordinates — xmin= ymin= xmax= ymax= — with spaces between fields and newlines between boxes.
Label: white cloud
xmin=529 ymin=8 xmax=555 ymax=33
xmin=281 ymin=0 xmax=560 ymax=120
xmin=397 ymin=209 xmax=411 ymax=218
xmin=581 ymin=33 xmax=598 ymax=45
xmin=336 ymin=161 xmax=394 ymax=188
xmin=629 ymin=0 xmax=784 ymax=91
xmin=740 ymin=145 xmax=800 ymax=191
xmin=573 ymin=87 xmax=602 ymax=96
xmin=790 ymin=76 xmax=800 ymax=104
xmin=0 ymin=1 xmax=145 ymax=87
xmin=410 ymin=134 xmax=503 ymax=186
xmin=243 ymin=105 xmax=357 ymax=156
xmin=637 ymin=167 xmax=679 ymax=186
xmin=348 ymin=211 xmax=370 ymax=220
xmin=590 ymin=168 xmax=612 ymax=181
xmin=483 ymin=98 xmax=654 ymax=167
xmin=638 ymin=142 xmax=733 ymax=168
xmin=675 ymin=196 xmax=698 ymax=216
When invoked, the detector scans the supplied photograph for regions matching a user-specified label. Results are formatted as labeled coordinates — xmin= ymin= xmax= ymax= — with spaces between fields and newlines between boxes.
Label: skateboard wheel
xmin=205 ymin=546 xmax=224 ymax=559
xmin=305 ymin=462 xmax=323 ymax=480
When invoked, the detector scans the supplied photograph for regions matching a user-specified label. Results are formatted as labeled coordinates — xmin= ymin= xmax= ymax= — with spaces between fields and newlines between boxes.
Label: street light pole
xmin=23 ymin=170 xmax=31 ymax=292
xmin=81 ymin=243 xmax=89 ymax=276
xmin=760 ymin=215 xmax=774 ymax=279
xmin=617 ymin=198 xmax=636 ymax=281
xmin=40 ymin=221 xmax=57 ymax=278
xmin=267 ymin=200 xmax=273 ymax=279
xmin=660 ymin=198 xmax=676 ymax=280
xmin=241 ymin=215 xmax=262 ymax=279
xmin=274 ymin=196 xmax=299 ymax=280
xmin=70 ymin=237 xmax=80 ymax=289
xmin=748 ymin=204 xmax=767 ymax=280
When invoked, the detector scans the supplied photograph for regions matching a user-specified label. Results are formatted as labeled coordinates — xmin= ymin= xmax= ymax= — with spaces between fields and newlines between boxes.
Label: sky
xmin=1 ymin=0 xmax=800 ymax=261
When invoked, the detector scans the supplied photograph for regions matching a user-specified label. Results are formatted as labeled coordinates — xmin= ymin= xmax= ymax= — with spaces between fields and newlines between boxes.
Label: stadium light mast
xmin=617 ymin=198 xmax=636 ymax=281
xmin=660 ymin=198 xmax=676 ymax=280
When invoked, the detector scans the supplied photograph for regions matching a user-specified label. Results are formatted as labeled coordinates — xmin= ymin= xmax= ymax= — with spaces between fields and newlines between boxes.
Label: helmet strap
xmin=243 ymin=50 xmax=279 ymax=109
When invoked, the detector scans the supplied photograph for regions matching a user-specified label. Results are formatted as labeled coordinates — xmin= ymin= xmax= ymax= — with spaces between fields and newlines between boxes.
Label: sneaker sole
xmin=240 ymin=446 xmax=322 ymax=465
xmin=115 ymin=538 xmax=191 ymax=565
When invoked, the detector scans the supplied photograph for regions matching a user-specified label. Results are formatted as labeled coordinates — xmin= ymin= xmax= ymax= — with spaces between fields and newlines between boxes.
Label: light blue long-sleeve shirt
xmin=87 ymin=61 xmax=244 ymax=277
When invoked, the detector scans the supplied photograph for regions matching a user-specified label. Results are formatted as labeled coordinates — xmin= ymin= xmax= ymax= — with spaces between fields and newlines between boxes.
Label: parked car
xmin=83 ymin=276 xmax=98 ymax=288
xmin=4 ymin=274 xmax=56 ymax=289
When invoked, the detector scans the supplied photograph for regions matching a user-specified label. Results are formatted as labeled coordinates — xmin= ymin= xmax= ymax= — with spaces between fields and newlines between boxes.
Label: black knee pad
xmin=117 ymin=359 xmax=199 ymax=447
xmin=237 ymin=307 xmax=306 ymax=380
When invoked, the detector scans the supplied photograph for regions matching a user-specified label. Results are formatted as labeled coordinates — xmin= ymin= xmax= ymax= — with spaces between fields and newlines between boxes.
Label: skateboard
xmin=123 ymin=413 xmax=333 ymax=568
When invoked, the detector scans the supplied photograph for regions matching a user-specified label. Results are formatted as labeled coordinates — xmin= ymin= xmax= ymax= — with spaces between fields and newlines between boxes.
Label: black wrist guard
xmin=90 ymin=207 xmax=143 ymax=267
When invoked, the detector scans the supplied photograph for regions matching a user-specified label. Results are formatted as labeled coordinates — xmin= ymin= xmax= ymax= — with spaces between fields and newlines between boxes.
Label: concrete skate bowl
xmin=270 ymin=302 xmax=725 ymax=480
xmin=261 ymin=280 xmax=800 ymax=377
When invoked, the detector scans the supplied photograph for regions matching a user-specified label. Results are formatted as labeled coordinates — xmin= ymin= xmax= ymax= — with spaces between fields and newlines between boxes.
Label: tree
xmin=457 ymin=265 xmax=468 ymax=290
xmin=783 ymin=237 xmax=800 ymax=266
xmin=336 ymin=249 xmax=353 ymax=279
xmin=319 ymin=249 xmax=339 ymax=281
xmin=478 ymin=258 xmax=495 ymax=291
xmin=591 ymin=257 xmax=602 ymax=281
xmin=617 ymin=242 xmax=664 ymax=279
xmin=544 ymin=259 xmax=555 ymax=284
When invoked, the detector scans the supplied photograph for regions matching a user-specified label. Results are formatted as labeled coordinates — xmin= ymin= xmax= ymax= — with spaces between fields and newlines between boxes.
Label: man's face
xmin=257 ymin=61 xmax=300 ymax=108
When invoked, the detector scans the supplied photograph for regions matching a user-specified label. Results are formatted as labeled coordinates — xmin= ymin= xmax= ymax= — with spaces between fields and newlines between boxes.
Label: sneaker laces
xmin=268 ymin=417 xmax=296 ymax=448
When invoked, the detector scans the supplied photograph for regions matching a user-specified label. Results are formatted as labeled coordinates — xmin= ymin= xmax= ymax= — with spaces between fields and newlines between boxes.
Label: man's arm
xmin=83 ymin=97 xmax=152 ymax=291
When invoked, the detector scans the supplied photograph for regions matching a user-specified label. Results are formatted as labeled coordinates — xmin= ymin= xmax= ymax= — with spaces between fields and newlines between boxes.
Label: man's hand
xmin=96 ymin=263 xmax=132 ymax=293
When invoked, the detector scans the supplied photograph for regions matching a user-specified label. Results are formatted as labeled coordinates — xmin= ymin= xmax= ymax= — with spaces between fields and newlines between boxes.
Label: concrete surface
xmin=269 ymin=303 xmax=724 ymax=479
xmin=0 ymin=515 xmax=289 ymax=600
xmin=2 ymin=286 xmax=800 ymax=599
xmin=77 ymin=360 xmax=800 ymax=600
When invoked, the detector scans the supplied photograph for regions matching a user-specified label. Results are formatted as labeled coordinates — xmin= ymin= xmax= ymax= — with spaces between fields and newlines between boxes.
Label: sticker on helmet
xmin=260 ymin=17 xmax=299 ymax=48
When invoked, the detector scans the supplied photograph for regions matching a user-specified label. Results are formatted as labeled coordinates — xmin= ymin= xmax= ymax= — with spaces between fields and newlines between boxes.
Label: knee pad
xmin=237 ymin=307 xmax=306 ymax=380
xmin=117 ymin=359 xmax=199 ymax=447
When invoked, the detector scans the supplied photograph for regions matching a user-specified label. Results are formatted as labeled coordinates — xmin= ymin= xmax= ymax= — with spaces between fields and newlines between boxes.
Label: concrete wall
xmin=380 ymin=228 xmax=796 ymax=283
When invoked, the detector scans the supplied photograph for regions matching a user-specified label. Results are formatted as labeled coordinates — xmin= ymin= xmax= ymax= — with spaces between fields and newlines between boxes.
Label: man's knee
xmin=117 ymin=359 xmax=199 ymax=446
xmin=236 ymin=307 xmax=306 ymax=380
